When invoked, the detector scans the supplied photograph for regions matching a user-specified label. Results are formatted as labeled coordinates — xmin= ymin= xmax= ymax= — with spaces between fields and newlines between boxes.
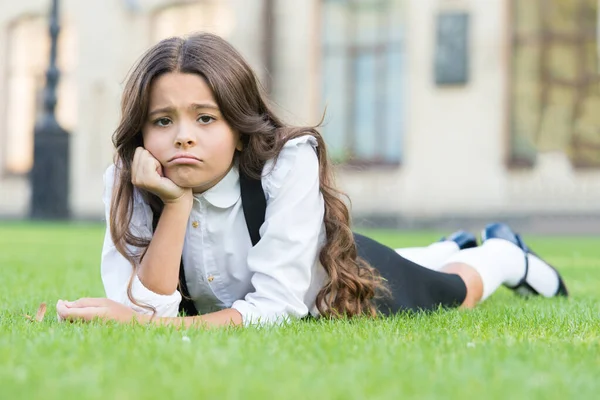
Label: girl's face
xmin=142 ymin=72 xmax=241 ymax=193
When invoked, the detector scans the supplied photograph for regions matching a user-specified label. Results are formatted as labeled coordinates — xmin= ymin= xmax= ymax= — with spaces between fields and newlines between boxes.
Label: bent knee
xmin=440 ymin=262 xmax=483 ymax=308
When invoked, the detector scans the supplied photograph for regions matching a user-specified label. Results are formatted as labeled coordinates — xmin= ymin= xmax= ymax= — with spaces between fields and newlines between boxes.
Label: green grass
xmin=0 ymin=222 xmax=598 ymax=399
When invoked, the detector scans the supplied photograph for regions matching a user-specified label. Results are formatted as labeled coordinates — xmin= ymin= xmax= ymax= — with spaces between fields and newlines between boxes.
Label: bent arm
xmin=137 ymin=199 xmax=192 ymax=295
xmin=101 ymin=165 xmax=183 ymax=316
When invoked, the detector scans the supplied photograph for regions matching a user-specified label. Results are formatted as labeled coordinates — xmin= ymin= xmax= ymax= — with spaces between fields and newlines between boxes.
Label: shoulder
xmin=102 ymin=165 xmax=117 ymax=206
xmin=262 ymin=135 xmax=319 ymax=198
xmin=102 ymin=164 xmax=147 ymax=207
xmin=103 ymin=164 xmax=117 ymax=189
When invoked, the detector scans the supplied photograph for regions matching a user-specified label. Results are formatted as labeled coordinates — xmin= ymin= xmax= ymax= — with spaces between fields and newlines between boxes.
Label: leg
xmin=439 ymin=263 xmax=483 ymax=308
xmin=394 ymin=231 xmax=477 ymax=270
xmin=441 ymin=223 xmax=568 ymax=304
xmin=354 ymin=233 xmax=469 ymax=314
xmin=394 ymin=243 xmax=459 ymax=270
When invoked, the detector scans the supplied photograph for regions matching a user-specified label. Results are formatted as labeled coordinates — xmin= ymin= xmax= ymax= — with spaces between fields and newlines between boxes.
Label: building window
xmin=3 ymin=16 xmax=77 ymax=175
xmin=151 ymin=0 xmax=235 ymax=42
xmin=510 ymin=0 xmax=600 ymax=168
xmin=321 ymin=0 xmax=405 ymax=165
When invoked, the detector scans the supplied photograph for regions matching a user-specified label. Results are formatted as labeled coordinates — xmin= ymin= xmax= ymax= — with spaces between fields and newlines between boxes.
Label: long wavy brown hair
xmin=110 ymin=32 xmax=387 ymax=318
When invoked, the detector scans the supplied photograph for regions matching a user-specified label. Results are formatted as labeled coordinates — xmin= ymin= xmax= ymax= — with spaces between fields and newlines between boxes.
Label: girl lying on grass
xmin=56 ymin=33 xmax=568 ymax=327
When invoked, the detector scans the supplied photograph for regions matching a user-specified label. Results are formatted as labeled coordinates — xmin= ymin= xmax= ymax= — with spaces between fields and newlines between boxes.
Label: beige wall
xmin=331 ymin=0 xmax=509 ymax=216
xmin=334 ymin=0 xmax=600 ymax=219
xmin=401 ymin=0 xmax=507 ymax=215
xmin=270 ymin=0 xmax=320 ymax=126
xmin=0 ymin=0 xmax=599 ymax=221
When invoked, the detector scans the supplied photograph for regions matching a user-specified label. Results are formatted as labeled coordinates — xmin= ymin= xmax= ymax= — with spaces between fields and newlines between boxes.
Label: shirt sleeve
xmin=231 ymin=136 xmax=325 ymax=326
xmin=101 ymin=164 xmax=182 ymax=317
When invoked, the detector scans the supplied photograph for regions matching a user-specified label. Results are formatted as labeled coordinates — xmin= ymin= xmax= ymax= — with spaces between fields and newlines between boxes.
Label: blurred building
xmin=0 ymin=0 xmax=599 ymax=230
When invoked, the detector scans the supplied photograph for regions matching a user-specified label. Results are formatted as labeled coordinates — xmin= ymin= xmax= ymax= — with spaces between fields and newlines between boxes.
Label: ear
xmin=236 ymin=137 xmax=244 ymax=151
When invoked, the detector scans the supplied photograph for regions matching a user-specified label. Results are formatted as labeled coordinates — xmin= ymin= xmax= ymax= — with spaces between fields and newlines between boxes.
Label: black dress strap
xmin=239 ymin=170 xmax=267 ymax=247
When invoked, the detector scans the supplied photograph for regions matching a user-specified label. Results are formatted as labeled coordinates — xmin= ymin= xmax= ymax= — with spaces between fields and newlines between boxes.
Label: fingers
xmin=131 ymin=147 xmax=163 ymax=189
xmin=56 ymin=299 xmax=106 ymax=322
xmin=142 ymin=154 xmax=162 ymax=181
xmin=59 ymin=306 xmax=107 ymax=322
xmin=132 ymin=147 xmax=143 ymax=181
xmin=131 ymin=148 xmax=189 ymax=203
xmin=130 ymin=147 xmax=190 ymax=203
xmin=132 ymin=147 xmax=147 ymax=186
xmin=56 ymin=300 xmax=68 ymax=321
xmin=132 ymin=147 xmax=144 ymax=186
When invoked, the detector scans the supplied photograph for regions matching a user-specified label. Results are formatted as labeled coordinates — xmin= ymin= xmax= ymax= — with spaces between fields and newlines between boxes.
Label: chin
xmin=171 ymin=175 xmax=207 ymax=189
xmin=166 ymin=168 xmax=206 ymax=188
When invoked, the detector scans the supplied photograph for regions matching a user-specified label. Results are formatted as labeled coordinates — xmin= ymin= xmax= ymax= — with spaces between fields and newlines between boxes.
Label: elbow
xmin=137 ymin=266 xmax=179 ymax=296
xmin=107 ymin=275 xmax=182 ymax=317
xmin=231 ymin=298 xmax=308 ymax=326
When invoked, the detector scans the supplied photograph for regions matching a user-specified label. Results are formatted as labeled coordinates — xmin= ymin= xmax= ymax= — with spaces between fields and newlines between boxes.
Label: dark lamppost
xmin=30 ymin=0 xmax=70 ymax=219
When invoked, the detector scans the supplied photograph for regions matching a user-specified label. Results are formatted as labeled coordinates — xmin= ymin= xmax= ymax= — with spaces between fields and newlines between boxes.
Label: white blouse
xmin=101 ymin=135 xmax=328 ymax=325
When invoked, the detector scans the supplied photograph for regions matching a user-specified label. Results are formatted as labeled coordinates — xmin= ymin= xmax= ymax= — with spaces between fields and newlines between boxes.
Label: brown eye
xmin=154 ymin=117 xmax=172 ymax=127
xmin=198 ymin=115 xmax=215 ymax=125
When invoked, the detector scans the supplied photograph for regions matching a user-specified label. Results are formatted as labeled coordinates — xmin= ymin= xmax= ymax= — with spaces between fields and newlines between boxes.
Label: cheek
xmin=206 ymin=128 xmax=238 ymax=162
xmin=142 ymin=131 xmax=169 ymax=159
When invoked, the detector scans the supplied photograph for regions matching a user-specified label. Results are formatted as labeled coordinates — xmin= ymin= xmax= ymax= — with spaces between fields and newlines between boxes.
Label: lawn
xmin=0 ymin=222 xmax=598 ymax=400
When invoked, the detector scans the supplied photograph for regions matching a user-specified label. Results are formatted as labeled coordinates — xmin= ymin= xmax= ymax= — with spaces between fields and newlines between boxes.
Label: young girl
xmin=56 ymin=33 xmax=568 ymax=327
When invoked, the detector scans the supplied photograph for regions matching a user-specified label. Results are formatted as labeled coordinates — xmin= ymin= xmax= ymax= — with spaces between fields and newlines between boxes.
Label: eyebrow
xmin=148 ymin=103 xmax=220 ymax=118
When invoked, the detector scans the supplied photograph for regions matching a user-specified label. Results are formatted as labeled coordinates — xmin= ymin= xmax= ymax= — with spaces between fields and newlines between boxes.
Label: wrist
xmin=162 ymin=192 xmax=193 ymax=209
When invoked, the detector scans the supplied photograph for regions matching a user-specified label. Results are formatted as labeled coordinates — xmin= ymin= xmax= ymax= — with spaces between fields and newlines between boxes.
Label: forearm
xmin=137 ymin=200 xmax=192 ymax=295
xmin=141 ymin=308 xmax=243 ymax=328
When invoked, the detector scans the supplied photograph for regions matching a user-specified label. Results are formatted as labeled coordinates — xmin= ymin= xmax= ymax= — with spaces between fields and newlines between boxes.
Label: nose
xmin=174 ymin=123 xmax=196 ymax=148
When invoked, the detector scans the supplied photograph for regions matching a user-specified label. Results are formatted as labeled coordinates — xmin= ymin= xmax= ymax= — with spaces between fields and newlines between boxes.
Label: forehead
xmin=148 ymin=72 xmax=216 ymax=105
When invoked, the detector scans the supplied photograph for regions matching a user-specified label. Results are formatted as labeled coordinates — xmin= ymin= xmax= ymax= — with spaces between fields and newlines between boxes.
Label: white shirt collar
xmin=195 ymin=165 xmax=241 ymax=208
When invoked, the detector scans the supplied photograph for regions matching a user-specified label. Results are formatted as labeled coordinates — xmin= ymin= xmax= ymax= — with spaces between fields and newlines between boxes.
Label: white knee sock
xmin=395 ymin=241 xmax=460 ymax=271
xmin=522 ymin=253 xmax=561 ymax=297
xmin=444 ymin=238 xmax=560 ymax=301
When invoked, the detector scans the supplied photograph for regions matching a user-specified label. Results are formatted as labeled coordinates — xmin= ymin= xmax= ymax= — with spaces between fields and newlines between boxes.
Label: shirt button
xmin=207 ymin=275 xmax=214 ymax=282
xmin=192 ymin=221 xmax=199 ymax=228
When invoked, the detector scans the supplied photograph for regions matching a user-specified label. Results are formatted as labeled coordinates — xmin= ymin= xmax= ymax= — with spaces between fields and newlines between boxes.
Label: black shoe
xmin=440 ymin=230 xmax=478 ymax=250
xmin=481 ymin=222 xmax=568 ymax=297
